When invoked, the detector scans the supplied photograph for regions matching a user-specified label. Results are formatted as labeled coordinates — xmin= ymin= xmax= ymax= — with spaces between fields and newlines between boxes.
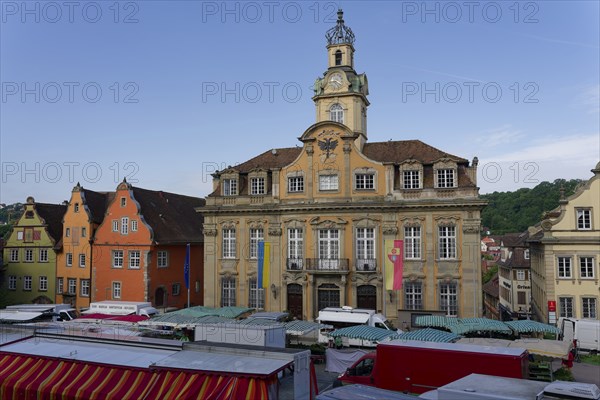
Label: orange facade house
xmin=56 ymin=184 xmax=111 ymax=311
xmin=92 ymin=180 xmax=205 ymax=310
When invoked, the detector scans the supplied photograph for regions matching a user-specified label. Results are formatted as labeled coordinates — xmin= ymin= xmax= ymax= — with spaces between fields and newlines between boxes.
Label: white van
xmin=316 ymin=306 xmax=398 ymax=347
xmin=82 ymin=301 xmax=158 ymax=318
xmin=559 ymin=317 xmax=600 ymax=353
xmin=5 ymin=304 xmax=78 ymax=321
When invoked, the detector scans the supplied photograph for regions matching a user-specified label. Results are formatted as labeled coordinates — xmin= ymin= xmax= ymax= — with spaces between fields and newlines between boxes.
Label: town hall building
xmin=199 ymin=11 xmax=486 ymax=323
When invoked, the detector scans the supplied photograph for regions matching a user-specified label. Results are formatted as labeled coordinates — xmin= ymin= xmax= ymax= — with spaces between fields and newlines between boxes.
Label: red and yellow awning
xmin=0 ymin=353 xmax=274 ymax=399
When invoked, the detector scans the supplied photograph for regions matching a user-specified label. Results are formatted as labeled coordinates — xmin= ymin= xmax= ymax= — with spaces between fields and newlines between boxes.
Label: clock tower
xmin=313 ymin=10 xmax=370 ymax=150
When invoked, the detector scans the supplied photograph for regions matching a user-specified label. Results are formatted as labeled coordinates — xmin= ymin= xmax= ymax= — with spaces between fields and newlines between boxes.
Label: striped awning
xmin=283 ymin=320 xmax=332 ymax=336
xmin=396 ymin=328 xmax=460 ymax=343
xmin=327 ymin=326 xmax=399 ymax=342
xmin=449 ymin=318 xmax=512 ymax=335
xmin=505 ymin=320 xmax=560 ymax=334
xmin=0 ymin=353 xmax=273 ymax=400
xmin=414 ymin=315 xmax=460 ymax=328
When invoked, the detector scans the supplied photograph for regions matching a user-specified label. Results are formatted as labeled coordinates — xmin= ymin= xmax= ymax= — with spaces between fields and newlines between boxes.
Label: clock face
xmin=328 ymin=73 xmax=343 ymax=89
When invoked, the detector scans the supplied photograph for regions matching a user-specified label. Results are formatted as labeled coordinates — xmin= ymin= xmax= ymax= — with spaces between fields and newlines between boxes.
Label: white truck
xmin=4 ymin=304 xmax=78 ymax=322
xmin=82 ymin=301 xmax=158 ymax=317
xmin=316 ymin=306 xmax=398 ymax=347
xmin=559 ymin=317 xmax=600 ymax=353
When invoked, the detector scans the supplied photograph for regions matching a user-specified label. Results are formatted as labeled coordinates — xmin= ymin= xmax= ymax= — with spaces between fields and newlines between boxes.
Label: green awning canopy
xmin=449 ymin=318 xmax=513 ymax=335
xmin=396 ymin=328 xmax=460 ymax=343
xmin=505 ymin=320 xmax=560 ymax=334
xmin=327 ymin=325 xmax=399 ymax=342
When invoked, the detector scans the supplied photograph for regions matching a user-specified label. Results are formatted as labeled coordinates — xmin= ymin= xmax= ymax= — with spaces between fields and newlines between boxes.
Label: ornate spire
xmin=325 ymin=9 xmax=355 ymax=46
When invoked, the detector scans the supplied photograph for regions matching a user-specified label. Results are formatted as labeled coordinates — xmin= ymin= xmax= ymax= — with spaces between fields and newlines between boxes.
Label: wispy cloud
xmin=489 ymin=134 xmax=599 ymax=164
xmin=577 ymin=84 xmax=600 ymax=114
xmin=476 ymin=125 xmax=524 ymax=147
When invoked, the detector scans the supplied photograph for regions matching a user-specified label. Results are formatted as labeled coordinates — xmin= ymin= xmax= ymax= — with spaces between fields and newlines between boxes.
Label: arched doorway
xmin=287 ymin=284 xmax=303 ymax=320
xmin=155 ymin=287 xmax=165 ymax=307
xmin=357 ymin=285 xmax=377 ymax=310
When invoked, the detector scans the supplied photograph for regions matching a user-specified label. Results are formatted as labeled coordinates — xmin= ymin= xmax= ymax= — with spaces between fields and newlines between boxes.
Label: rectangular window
xmin=221 ymin=277 xmax=236 ymax=307
xmin=158 ymin=251 xmax=169 ymax=268
xmin=82 ymin=227 xmax=87 ymax=237
xmin=437 ymin=169 xmax=455 ymax=188
xmin=319 ymin=229 xmax=340 ymax=270
xmin=222 ymin=229 xmax=236 ymax=259
xmin=440 ymin=282 xmax=458 ymax=316
xmin=524 ymin=249 xmax=530 ymax=259
xmin=112 ymin=282 xmax=122 ymax=299
xmin=81 ymin=280 xmax=90 ymax=297
xmin=576 ymin=209 xmax=592 ymax=230
xmin=355 ymin=174 xmax=375 ymax=190
xmin=24 ymin=228 xmax=33 ymax=242
xmin=356 ymin=228 xmax=375 ymax=265
xmin=172 ymin=283 xmax=181 ymax=296
xmin=288 ymin=176 xmax=304 ymax=192
xmin=24 ymin=249 xmax=33 ymax=262
xmin=223 ymin=179 xmax=238 ymax=196
xmin=66 ymin=253 xmax=73 ymax=267
xmin=9 ymin=249 xmax=18 ymax=262
xmin=112 ymin=220 xmax=119 ymax=232
xmin=517 ymin=291 xmax=526 ymax=305
xmin=120 ymin=197 xmax=126 ymax=207
xmin=8 ymin=276 xmax=16 ymax=290
xmin=121 ymin=217 xmax=129 ymax=235
xmin=79 ymin=254 xmax=86 ymax=268
xmin=131 ymin=220 xmax=138 ymax=232
xmin=250 ymin=177 xmax=266 ymax=195
xmin=582 ymin=298 xmax=597 ymax=319
xmin=68 ymin=278 xmax=77 ymax=295
xmin=129 ymin=250 xmax=141 ymax=269
xmin=65 ymin=228 xmax=71 ymax=238
xmin=516 ymin=270 xmax=526 ymax=280
xmin=74 ymin=203 xmax=79 ymax=212
xmin=559 ymin=297 xmax=573 ymax=318
xmin=405 ymin=282 xmax=423 ymax=310
xmin=248 ymin=278 xmax=265 ymax=310
xmin=438 ymin=226 xmax=457 ymax=259
xmin=39 ymin=276 xmax=48 ymax=291
xmin=557 ymin=257 xmax=572 ymax=278
xmin=288 ymin=228 xmax=303 ymax=269
xmin=249 ymin=228 xmax=264 ymax=259
xmin=113 ymin=250 xmax=124 ymax=268
xmin=404 ymin=226 xmax=421 ymax=259
xmin=24 ymin=276 xmax=32 ymax=291
xmin=580 ymin=257 xmax=595 ymax=279
xmin=319 ymin=175 xmax=339 ymax=191
xmin=56 ymin=278 xmax=63 ymax=294
xmin=403 ymin=170 xmax=420 ymax=189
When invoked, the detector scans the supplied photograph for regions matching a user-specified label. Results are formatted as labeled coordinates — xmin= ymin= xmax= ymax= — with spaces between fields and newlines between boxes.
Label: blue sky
xmin=1 ymin=1 xmax=599 ymax=204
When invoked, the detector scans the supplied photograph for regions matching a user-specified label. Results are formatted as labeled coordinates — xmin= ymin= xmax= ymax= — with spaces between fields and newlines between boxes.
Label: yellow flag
xmin=262 ymin=242 xmax=270 ymax=288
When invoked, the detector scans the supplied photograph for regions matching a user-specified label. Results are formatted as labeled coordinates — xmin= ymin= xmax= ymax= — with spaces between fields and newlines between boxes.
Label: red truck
xmin=336 ymin=340 xmax=529 ymax=394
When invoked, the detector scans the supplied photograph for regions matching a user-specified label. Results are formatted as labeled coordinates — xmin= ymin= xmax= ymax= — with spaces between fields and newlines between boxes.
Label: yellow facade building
xmin=529 ymin=162 xmax=600 ymax=323
xmin=199 ymin=11 xmax=486 ymax=323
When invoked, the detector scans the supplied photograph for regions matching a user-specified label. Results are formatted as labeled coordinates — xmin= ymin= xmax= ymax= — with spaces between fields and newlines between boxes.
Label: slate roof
xmin=131 ymin=187 xmax=206 ymax=244
xmin=362 ymin=140 xmax=467 ymax=164
xmin=35 ymin=203 xmax=67 ymax=243
xmin=81 ymin=189 xmax=113 ymax=224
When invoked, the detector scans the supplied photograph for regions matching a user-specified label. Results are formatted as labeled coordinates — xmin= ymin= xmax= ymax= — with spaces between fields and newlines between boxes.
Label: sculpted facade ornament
xmin=462 ymin=224 xmax=480 ymax=234
xmin=434 ymin=215 xmax=460 ymax=226
xmin=268 ymin=225 xmax=282 ymax=236
xmin=382 ymin=224 xmax=398 ymax=235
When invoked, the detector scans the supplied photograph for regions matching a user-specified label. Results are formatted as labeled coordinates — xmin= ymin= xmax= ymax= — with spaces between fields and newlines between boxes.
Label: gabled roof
xmin=363 ymin=140 xmax=468 ymax=164
xmin=233 ymin=147 xmax=301 ymax=173
xmin=81 ymin=188 xmax=113 ymax=224
xmin=131 ymin=187 xmax=205 ymax=244
xmin=482 ymin=274 xmax=499 ymax=298
xmin=35 ymin=203 xmax=67 ymax=243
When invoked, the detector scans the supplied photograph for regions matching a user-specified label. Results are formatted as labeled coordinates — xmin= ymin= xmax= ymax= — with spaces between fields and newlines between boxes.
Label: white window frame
xmin=9 ymin=249 xmax=19 ymax=262
xmin=516 ymin=270 xmax=526 ymax=280
xmin=319 ymin=229 xmax=340 ymax=269
xmin=112 ymin=282 xmax=122 ymax=299
xmin=440 ymin=282 xmax=458 ymax=317
xmin=355 ymin=174 xmax=375 ymax=190
xmin=221 ymin=277 xmax=236 ymax=307
xmin=436 ymin=169 xmax=456 ymax=188
xmin=319 ymin=174 xmax=339 ymax=191
xmin=288 ymin=228 xmax=303 ymax=259
xmin=113 ymin=250 xmax=124 ymax=268
xmin=582 ymin=297 xmax=597 ymax=319
xmin=524 ymin=249 xmax=530 ymax=259
xmin=559 ymin=297 xmax=574 ymax=318
xmin=68 ymin=278 xmax=77 ymax=295
xmin=249 ymin=228 xmax=264 ymax=259
xmin=24 ymin=276 xmax=32 ymax=291
xmin=56 ymin=278 xmax=64 ymax=294
xmin=330 ymin=103 xmax=344 ymax=123
xmin=24 ymin=249 xmax=34 ymax=262
xmin=8 ymin=275 xmax=17 ymax=290
xmin=405 ymin=282 xmax=423 ymax=310
xmin=356 ymin=228 xmax=375 ymax=260
xmin=580 ymin=257 xmax=595 ymax=279
xmin=129 ymin=250 xmax=141 ymax=269
xmin=222 ymin=229 xmax=236 ymax=259
xmin=404 ymin=226 xmax=422 ymax=259
xmin=438 ymin=226 xmax=457 ymax=259
xmin=66 ymin=253 xmax=73 ymax=267
xmin=403 ymin=170 xmax=421 ymax=189
xmin=131 ymin=220 xmax=138 ymax=232
xmin=82 ymin=227 xmax=87 ymax=237
xmin=39 ymin=276 xmax=48 ymax=291
xmin=248 ymin=278 xmax=265 ymax=310
xmin=557 ymin=257 xmax=572 ymax=279
xmin=112 ymin=220 xmax=119 ymax=232
xmin=79 ymin=253 xmax=86 ymax=268
xmin=65 ymin=228 xmax=71 ymax=237
xmin=81 ymin=279 xmax=90 ymax=297
xmin=157 ymin=251 xmax=169 ymax=268
xmin=288 ymin=176 xmax=304 ymax=193
xmin=576 ymin=209 xmax=592 ymax=230
xmin=250 ymin=177 xmax=266 ymax=195
xmin=223 ymin=178 xmax=238 ymax=196
xmin=121 ymin=217 xmax=129 ymax=235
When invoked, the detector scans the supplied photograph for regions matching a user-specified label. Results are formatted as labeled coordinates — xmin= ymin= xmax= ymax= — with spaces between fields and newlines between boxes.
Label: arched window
xmin=330 ymin=103 xmax=344 ymax=124
xmin=335 ymin=50 xmax=342 ymax=66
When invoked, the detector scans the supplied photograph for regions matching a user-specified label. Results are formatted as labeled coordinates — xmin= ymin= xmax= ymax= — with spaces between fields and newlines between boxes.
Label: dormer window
xmin=223 ymin=179 xmax=238 ymax=196
xmin=576 ymin=209 xmax=592 ymax=230
xmin=355 ymin=173 xmax=375 ymax=190
xmin=330 ymin=103 xmax=344 ymax=124
xmin=335 ymin=50 xmax=342 ymax=66
xmin=250 ymin=177 xmax=266 ymax=195
xmin=436 ymin=169 xmax=456 ymax=188
xmin=403 ymin=170 xmax=421 ymax=189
